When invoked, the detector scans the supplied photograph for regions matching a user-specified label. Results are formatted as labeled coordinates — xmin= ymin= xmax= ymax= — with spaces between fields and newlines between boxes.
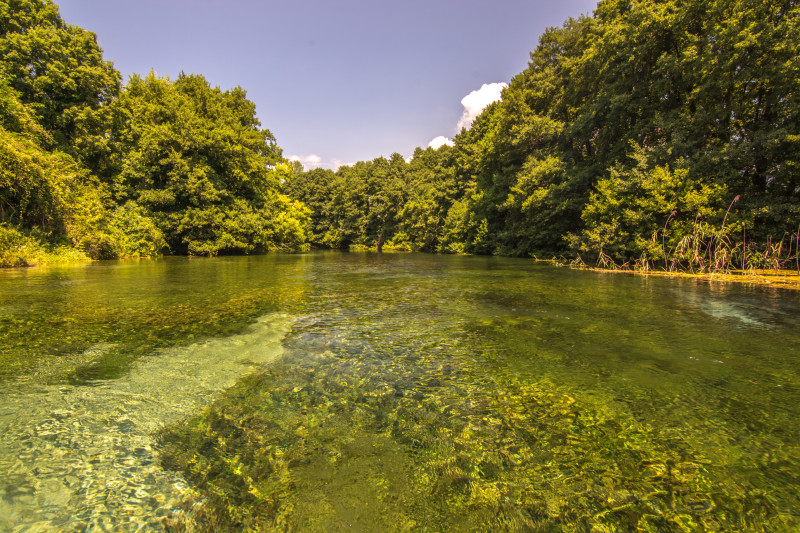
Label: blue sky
xmin=57 ymin=0 xmax=598 ymax=169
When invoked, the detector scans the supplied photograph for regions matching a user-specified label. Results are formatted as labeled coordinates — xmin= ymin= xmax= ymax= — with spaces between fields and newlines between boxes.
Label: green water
xmin=1 ymin=253 xmax=799 ymax=531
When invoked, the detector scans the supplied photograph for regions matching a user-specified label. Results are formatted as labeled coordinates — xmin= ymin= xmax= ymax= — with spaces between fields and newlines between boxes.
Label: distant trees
xmin=286 ymin=154 xmax=408 ymax=251
xmin=399 ymin=145 xmax=459 ymax=252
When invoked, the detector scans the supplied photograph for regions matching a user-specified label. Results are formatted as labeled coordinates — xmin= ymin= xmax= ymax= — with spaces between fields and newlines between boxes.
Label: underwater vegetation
xmin=5 ymin=253 xmax=799 ymax=531
xmin=159 ymin=314 xmax=800 ymax=532
xmin=0 ymin=257 xmax=313 ymax=382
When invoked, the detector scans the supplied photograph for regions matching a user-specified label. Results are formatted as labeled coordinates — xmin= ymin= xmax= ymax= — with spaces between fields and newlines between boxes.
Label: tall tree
xmin=0 ymin=78 xmax=113 ymax=260
xmin=398 ymin=144 xmax=458 ymax=252
xmin=0 ymin=0 xmax=121 ymax=165
xmin=108 ymin=72 xmax=308 ymax=255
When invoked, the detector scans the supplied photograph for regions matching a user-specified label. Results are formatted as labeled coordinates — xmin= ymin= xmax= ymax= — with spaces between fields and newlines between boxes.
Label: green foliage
xmin=285 ymin=154 xmax=409 ymax=251
xmin=437 ymin=199 xmax=472 ymax=254
xmin=0 ymin=223 xmax=38 ymax=266
xmin=562 ymin=0 xmax=800 ymax=263
xmin=0 ymin=2 xmax=309 ymax=265
xmin=0 ymin=222 xmax=88 ymax=266
xmin=106 ymin=201 xmax=167 ymax=258
xmin=360 ymin=153 xmax=408 ymax=252
xmin=290 ymin=0 xmax=799 ymax=268
xmin=107 ymin=73 xmax=307 ymax=256
xmin=0 ymin=0 xmax=121 ymax=161
xmin=3 ymin=0 xmax=799 ymax=268
xmin=397 ymin=146 xmax=457 ymax=251
xmin=283 ymin=167 xmax=338 ymax=246
xmin=577 ymin=143 xmax=727 ymax=261
xmin=0 ymin=79 xmax=117 ymax=260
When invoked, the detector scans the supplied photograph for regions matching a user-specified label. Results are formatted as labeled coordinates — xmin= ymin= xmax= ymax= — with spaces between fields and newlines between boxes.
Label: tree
xmin=108 ymin=72 xmax=308 ymax=255
xmin=0 ymin=0 xmax=121 ymax=165
xmin=284 ymin=167 xmax=338 ymax=246
xmin=0 ymin=78 xmax=114 ymax=260
xmin=576 ymin=143 xmax=726 ymax=262
xmin=398 ymin=144 xmax=458 ymax=252
xmin=360 ymin=153 xmax=408 ymax=252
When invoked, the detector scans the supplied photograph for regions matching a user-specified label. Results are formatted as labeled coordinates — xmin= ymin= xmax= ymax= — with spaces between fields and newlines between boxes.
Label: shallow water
xmin=2 ymin=253 xmax=800 ymax=531
xmin=0 ymin=314 xmax=288 ymax=531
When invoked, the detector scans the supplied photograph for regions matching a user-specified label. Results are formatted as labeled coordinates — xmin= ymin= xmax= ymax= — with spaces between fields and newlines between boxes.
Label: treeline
xmin=288 ymin=0 xmax=800 ymax=271
xmin=3 ymin=0 xmax=798 ymax=271
xmin=0 ymin=0 xmax=308 ymax=267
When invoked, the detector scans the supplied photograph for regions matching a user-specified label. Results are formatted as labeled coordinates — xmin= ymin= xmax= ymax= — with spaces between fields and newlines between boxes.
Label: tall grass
xmin=585 ymin=200 xmax=800 ymax=278
xmin=669 ymin=222 xmax=799 ymax=275
xmin=587 ymin=227 xmax=799 ymax=277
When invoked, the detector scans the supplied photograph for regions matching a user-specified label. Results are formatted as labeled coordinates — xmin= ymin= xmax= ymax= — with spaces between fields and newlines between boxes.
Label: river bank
xmin=567 ymin=264 xmax=800 ymax=291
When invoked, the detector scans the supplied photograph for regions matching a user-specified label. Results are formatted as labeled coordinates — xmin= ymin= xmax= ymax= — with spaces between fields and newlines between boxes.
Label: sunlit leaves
xmin=107 ymin=72 xmax=308 ymax=255
xmin=0 ymin=0 xmax=121 ymax=158
xmin=578 ymin=143 xmax=727 ymax=260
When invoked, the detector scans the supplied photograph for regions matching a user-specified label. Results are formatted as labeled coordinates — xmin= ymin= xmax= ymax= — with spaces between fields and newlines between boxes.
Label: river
xmin=1 ymin=253 xmax=799 ymax=531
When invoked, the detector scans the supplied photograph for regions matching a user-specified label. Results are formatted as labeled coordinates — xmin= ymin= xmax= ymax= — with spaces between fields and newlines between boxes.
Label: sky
xmin=56 ymin=0 xmax=598 ymax=169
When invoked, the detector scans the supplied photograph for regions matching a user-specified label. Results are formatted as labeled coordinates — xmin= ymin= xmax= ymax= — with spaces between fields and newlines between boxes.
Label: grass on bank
xmin=0 ymin=224 xmax=90 ymax=267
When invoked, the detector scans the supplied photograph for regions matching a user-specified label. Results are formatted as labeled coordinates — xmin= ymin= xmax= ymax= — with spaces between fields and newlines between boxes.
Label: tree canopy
xmin=107 ymin=72 xmax=307 ymax=256
xmin=0 ymin=0 xmax=308 ymax=266
xmin=287 ymin=0 xmax=800 ymax=271
xmin=3 ymin=0 xmax=798 ymax=270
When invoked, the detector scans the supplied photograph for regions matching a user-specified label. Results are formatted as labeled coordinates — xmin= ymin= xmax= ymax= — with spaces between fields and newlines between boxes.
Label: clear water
xmin=1 ymin=253 xmax=799 ymax=531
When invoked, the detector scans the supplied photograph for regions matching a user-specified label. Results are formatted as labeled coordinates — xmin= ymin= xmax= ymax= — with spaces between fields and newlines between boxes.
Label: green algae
xmin=0 ymin=257 xmax=306 ymax=382
xmin=156 ymin=254 xmax=800 ymax=531
xmin=159 ymin=345 xmax=800 ymax=532
xmin=3 ymin=252 xmax=800 ymax=531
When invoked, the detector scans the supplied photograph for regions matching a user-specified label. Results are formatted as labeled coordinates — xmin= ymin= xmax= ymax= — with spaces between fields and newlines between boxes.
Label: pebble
xmin=0 ymin=312 xmax=292 ymax=531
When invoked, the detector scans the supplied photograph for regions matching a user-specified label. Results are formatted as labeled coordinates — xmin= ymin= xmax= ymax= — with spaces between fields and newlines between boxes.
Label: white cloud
xmin=456 ymin=82 xmax=507 ymax=130
xmin=428 ymin=136 xmax=455 ymax=149
xmin=289 ymin=154 xmax=321 ymax=167
xmin=288 ymin=154 xmax=347 ymax=170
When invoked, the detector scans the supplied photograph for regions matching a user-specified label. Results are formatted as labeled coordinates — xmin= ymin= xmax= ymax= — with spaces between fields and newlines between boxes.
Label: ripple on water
xmin=0 ymin=313 xmax=291 ymax=532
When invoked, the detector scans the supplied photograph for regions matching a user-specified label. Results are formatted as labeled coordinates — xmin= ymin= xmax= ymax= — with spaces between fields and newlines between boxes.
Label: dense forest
xmin=0 ymin=0 xmax=308 ymax=266
xmin=2 ymin=0 xmax=799 ymax=271
xmin=288 ymin=0 xmax=800 ymax=271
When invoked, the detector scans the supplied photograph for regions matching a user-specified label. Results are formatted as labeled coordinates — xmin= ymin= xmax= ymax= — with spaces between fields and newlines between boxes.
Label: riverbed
xmin=2 ymin=253 xmax=799 ymax=531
